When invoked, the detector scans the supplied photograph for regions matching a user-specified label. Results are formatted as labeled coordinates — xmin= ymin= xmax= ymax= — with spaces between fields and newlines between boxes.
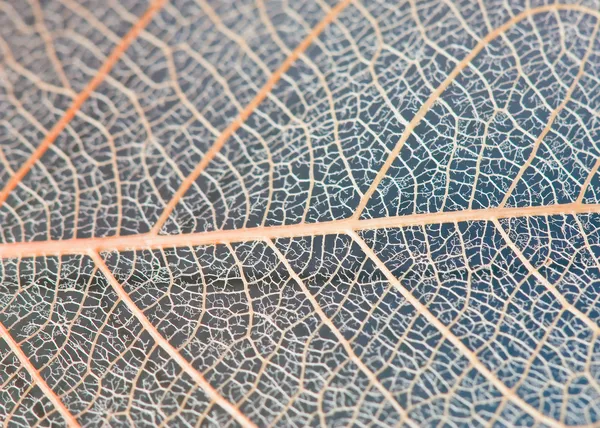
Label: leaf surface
xmin=1 ymin=0 xmax=600 ymax=426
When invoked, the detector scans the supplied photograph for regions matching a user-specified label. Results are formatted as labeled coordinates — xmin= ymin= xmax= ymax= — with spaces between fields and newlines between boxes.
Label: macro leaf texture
xmin=1 ymin=0 xmax=600 ymax=426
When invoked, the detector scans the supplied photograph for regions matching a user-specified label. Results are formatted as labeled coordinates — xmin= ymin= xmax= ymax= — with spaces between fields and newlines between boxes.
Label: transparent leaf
xmin=1 ymin=0 xmax=600 ymax=426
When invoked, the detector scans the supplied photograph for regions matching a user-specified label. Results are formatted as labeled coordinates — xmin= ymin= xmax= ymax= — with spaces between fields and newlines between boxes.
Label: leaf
xmin=0 ymin=0 xmax=599 ymax=426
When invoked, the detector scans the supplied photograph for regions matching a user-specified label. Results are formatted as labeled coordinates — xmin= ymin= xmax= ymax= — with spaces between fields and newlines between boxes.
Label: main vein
xmin=1 ymin=2 xmax=600 ymax=427
xmin=0 ymin=203 xmax=597 ymax=259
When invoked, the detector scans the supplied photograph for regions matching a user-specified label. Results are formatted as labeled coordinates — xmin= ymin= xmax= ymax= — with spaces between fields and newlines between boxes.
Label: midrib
xmin=0 ymin=202 xmax=597 ymax=258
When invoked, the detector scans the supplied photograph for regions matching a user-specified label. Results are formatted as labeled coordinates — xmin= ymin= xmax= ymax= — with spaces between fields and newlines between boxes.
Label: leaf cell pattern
xmin=0 ymin=0 xmax=600 ymax=427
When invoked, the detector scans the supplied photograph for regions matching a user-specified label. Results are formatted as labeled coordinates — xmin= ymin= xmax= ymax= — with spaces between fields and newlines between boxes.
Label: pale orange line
xmin=150 ymin=0 xmax=354 ymax=234
xmin=0 ymin=0 xmax=168 ymax=207
xmin=352 ymin=3 xmax=600 ymax=219
xmin=499 ymin=17 xmax=600 ymax=207
xmin=266 ymin=240 xmax=418 ymax=427
xmin=0 ymin=322 xmax=81 ymax=427
xmin=88 ymin=251 xmax=257 ymax=428
xmin=348 ymin=231 xmax=567 ymax=427
xmin=577 ymin=156 xmax=600 ymax=204
xmin=492 ymin=218 xmax=600 ymax=334
xmin=0 ymin=202 xmax=597 ymax=259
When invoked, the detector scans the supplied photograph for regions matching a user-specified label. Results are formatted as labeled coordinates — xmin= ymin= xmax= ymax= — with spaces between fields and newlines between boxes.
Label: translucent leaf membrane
xmin=5 ymin=227 xmax=598 ymax=425
xmin=168 ymin=0 xmax=466 ymax=232
xmin=502 ymin=214 xmax=600 ymax=319
xmin=362 ymin=8 xmax=600 ymax=218
xmin=362 ymin=217 xmax=600 ymax=425
xmin=0 ymin=339 xmax=67 ymax=427
xmin=102 ymin=240 xmax=504 ymax=426
xmin=1 ymin=0 xmax=600 ymax=427
xmin=0 ymin=1 xmax=151 ymax=243
xmin=9 ymin=0 xmax=600 ymax=241
xmin=0 ymin=0 xmax=337 ymax=240
xmin=0 ymin=255 xmax=234 ymax=426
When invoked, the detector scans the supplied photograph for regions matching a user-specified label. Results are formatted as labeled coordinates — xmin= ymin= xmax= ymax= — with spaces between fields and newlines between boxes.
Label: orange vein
xmin=499 ymin=16 xmax=600 ymax=207
xmin=348 ymin=231 xmax=567 ymax=427
xmin=577 ymin=156 xmax=600 ymax=204
xmin=0 ymin=0 xmax=168 ymax=208
xmin=1 ymin=202 xmax=598 ymax=259
xmin=266 ymin=240 xmax=418 ymax=427
xmin=89 ymin=251 xmax=257 ymax=428
xmin=492 ymin=218 xmax=600 ymax=334
xmin=150 ymin=0 xmax=353 ymax=234
xmin=352 ymin=3 xmax=600 ymax=219
xmin=0 ymin=322 xmax=81 ymax=428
